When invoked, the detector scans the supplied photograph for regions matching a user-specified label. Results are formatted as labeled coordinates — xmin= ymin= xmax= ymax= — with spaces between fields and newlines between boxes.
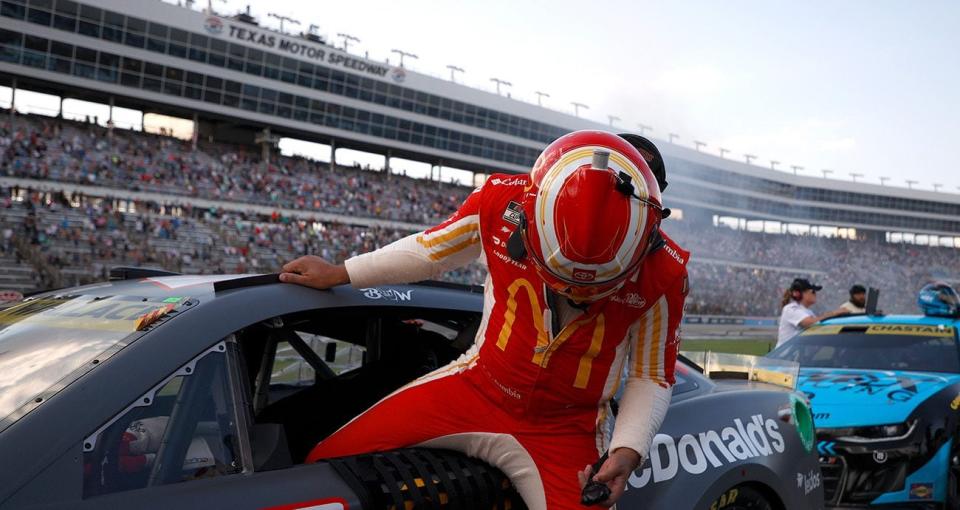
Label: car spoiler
xmin=680 ymin=351 xmax=800 ymax=391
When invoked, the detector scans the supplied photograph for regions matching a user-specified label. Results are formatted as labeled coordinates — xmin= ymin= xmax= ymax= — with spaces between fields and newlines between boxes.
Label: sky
xmin=199 ymin=0 xmax=959 ymax=192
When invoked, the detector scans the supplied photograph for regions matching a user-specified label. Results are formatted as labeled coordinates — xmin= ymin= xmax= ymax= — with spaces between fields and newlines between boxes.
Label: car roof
xmin=822 ymin=314 xmax=960 ymax=327
xmin=28 ymin=274 xmax=484 ymax=312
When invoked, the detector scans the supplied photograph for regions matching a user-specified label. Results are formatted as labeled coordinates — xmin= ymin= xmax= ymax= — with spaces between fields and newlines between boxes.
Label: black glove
xmin=580 ymin=451 xmax=611 ymax=506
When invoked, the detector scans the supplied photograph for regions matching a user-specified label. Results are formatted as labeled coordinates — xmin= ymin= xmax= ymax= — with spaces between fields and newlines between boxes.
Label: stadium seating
xmin=3 ymin=113 xmax=957 ymax=317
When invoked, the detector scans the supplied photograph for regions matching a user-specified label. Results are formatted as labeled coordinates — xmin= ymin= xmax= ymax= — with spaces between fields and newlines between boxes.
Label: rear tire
xmin=707 ymin=485 xmax=774 ymax=510
xmin=946 ymin=460 xmax=959 ymax=510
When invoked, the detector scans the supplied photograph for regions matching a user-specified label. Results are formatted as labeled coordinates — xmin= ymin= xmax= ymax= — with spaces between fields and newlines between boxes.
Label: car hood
xmin=798 ymin=368 xmax=960 ymax=428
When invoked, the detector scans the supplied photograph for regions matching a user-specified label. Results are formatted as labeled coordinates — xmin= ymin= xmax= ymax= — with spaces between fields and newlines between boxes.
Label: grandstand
xmin=1 ymin=0 xmax=958 ymax=318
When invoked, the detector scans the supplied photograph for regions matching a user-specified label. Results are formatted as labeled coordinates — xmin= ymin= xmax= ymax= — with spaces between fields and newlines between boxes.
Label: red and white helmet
xmin=518 ymin=130 xmax=663 ymax=301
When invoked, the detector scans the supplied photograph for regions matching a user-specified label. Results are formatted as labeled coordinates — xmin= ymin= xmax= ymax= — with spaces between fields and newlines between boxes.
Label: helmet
xmin=917 ymin=282 xmax=960 ymax=317
xmin=516 ymin=130 xmax=663 ymax=302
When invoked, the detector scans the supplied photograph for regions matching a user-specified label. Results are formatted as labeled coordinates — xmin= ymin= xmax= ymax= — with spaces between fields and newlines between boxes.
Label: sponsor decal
xmin=628 ymin=414 xmax=785 ymax=488
xmin=489 ymin=177 xmax=526 ymax=186
xmin=873 ymin=450 xmax=888 ymax=464
xmin=910 ymin=482 xmax=934 ymax=500
xmin=799 ymin=370 xmax=944 ymax=403
xmin=796 ymin=470 xmax=821 ymax=495
xmin=950 ymin=393 xmax=960 ymax=411
xmin=203 ymin=16 xmax=223 ymax=35
xmin=359 ymin=288 xmax=413 ymax=301
xmin=572 ymin=268 xmax=597 ymax=282
xmin=610 ymin=293 xmax=647 ymax=309
xmin=492 ymin=249 xmax=528 ymax=270
xmin=0 ymin=295 xmax=176 ymax=332
xmin=812 ymin=412 xmax=830 ymax=421
xmin=483 ymin=366 xmax=522 ymax=400
xmin=865 ymin=324 xmax=954 ymax=337
xmin=491 ymin=236 xmax=503 ymax=247
xmin=390 ymin=67 xmax=406 ymax=83
xmin=663 ymin=244 xmax=685 ymax=265
xmin=709 ymin=488 xmax=738 ymax=510
xmin=221 ymin=24 xmax=389 ymax=79
xmin=500 ymin=226 xmax=512 ymax=233
xmin=502 ymin=201 xmax=522 ymax=226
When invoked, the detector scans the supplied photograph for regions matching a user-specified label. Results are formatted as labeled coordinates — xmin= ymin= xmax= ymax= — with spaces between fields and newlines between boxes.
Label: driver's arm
xmin=797 ymin=307 xmax=846 ymax=328
xmin=609 ymin=270 xmax=686 ymax=464
xmin=344 ymin=187 xmax=484 ymax=288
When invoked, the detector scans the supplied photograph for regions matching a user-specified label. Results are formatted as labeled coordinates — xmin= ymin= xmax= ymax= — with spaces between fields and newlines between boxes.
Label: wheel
xmin=706 ymin=485 xmax=774 ymax=510
xmin=947 ymin=457 xmax=959 ymax=510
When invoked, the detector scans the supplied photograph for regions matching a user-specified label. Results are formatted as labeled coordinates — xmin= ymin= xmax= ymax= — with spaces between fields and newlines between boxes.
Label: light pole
xmin=849 ymin=172 xmax=863 ymax=183
xmin=770 ymin=160 xmax=780 ymax=171
xmin=391 ymin=49 xmax=418 ymax=67
xmin=571 ymin=102 xmax=588 ymax=117
xmin=534 ymin=91 xmax=550 ymax=107
xmin=822 ymin=169 xmax=833 ymax=179
xmin=694 ymin=140 xmax=706 ymax=152
xmin=791 ymin=165 xmax=804 ymax=175
xmin=668 ymin=133 xmax=679 ymax=144
xmin=268 ymin=13 xmax=299 ymax=34
xmin=446 ymin=65 xmax=464 ymax=83
xmin=205 ymin=0 xmax=226 ymax=15
xmin=744 ymin=154 xmax=757 ymax=165
xmin=879 ymin=176 xmax=890 ymax=186
xmin=906 ymin=179 xmax=918 ymax=189
xmin=336 ymin=33 xmax=360 ymax=53
xmin=608 ymin=115 xmax=620 ymax=127
xmin=490 ymin=78 xmax=512 ymax=96
xmin=636 ymin=123 xmax=652 ymax=135
xmin=719 ymin=147 xmax=729 ymax=158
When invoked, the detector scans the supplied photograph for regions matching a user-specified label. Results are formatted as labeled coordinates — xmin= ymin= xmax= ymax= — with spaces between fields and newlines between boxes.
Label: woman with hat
xmin=777 ymin=278 xmax=847 ymax=347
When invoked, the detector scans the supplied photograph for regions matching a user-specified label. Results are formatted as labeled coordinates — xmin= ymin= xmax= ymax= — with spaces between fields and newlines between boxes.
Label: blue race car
xmin=766 ymin=287 xmax=960 ymax=509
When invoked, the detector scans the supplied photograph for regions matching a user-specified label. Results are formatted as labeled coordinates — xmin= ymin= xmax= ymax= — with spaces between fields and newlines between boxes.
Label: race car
xmin=0 ymin=270 xmax=823 ymax=509
xmin=767 ymin=297 xmax=960 ymax=509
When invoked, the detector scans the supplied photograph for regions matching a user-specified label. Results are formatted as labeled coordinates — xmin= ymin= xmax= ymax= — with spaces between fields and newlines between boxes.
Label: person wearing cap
xmin=280 ymin=130 xmax=684 ymax=509
xmin=777 ymin=278 xmax=847 ymax=347
xmin=840 ymin=284 xmax=867 ymax=314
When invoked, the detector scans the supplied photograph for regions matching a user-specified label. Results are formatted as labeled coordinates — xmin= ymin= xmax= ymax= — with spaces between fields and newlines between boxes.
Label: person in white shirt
xmin=840 ymin=284 xmax=867 ymax=314
xmin=777 ymin=278 xmax=847 ymax=347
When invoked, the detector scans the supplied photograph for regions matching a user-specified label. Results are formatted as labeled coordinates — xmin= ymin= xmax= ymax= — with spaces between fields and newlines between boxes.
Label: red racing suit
xmin=307 ymin=174 xmax=689 ymax=509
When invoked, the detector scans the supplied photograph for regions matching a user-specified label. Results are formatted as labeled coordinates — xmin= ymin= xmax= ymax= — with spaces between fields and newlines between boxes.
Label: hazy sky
xmin=162 ymin=1 xmax=960 ymax=191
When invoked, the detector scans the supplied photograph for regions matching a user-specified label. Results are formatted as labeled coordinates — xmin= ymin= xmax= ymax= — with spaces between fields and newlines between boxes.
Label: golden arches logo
xmin=496 ymin=278 xmax=548 ymax=353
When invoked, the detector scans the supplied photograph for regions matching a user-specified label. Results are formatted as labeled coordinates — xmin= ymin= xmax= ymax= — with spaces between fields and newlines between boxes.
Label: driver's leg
xmin=306 ymin=369 xmax=497 ymax=462
xmin=515 ymin=414 xmax=602 ymax=510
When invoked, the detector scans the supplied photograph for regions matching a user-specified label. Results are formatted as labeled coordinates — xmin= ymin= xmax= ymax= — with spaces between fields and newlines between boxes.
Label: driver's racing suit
xmin=306 ymin=174 xmax=689 ymax=509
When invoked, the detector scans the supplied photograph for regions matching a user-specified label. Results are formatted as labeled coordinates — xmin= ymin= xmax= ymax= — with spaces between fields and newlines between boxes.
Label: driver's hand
xmin=577 ymin=448 xmax=640 ymax=507
xmin=279 ymin=256 xmax=350 ymax=290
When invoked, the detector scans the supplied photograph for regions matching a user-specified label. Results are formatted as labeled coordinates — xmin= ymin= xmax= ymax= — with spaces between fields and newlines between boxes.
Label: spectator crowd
xmin=2 ymin=113 xmax=958 ymax=317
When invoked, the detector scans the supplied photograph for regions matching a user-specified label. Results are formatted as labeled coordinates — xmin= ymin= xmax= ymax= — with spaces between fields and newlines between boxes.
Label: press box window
xmin=82 ymin=344 xmax=242 ymax=498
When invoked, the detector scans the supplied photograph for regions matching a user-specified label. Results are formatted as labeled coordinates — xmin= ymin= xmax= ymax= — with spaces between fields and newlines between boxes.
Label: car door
xmin=67 ymin=335 xmax=363 ymax=510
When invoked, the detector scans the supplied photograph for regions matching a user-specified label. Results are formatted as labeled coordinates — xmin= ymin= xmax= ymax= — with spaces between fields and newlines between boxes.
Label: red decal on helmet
xmin=572 ymin=268 xmax=597 ymax=282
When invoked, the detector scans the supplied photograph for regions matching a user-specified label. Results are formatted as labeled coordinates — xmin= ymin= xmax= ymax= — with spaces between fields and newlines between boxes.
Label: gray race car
xmin=0 ymin=271 xmax=823 ymax=510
